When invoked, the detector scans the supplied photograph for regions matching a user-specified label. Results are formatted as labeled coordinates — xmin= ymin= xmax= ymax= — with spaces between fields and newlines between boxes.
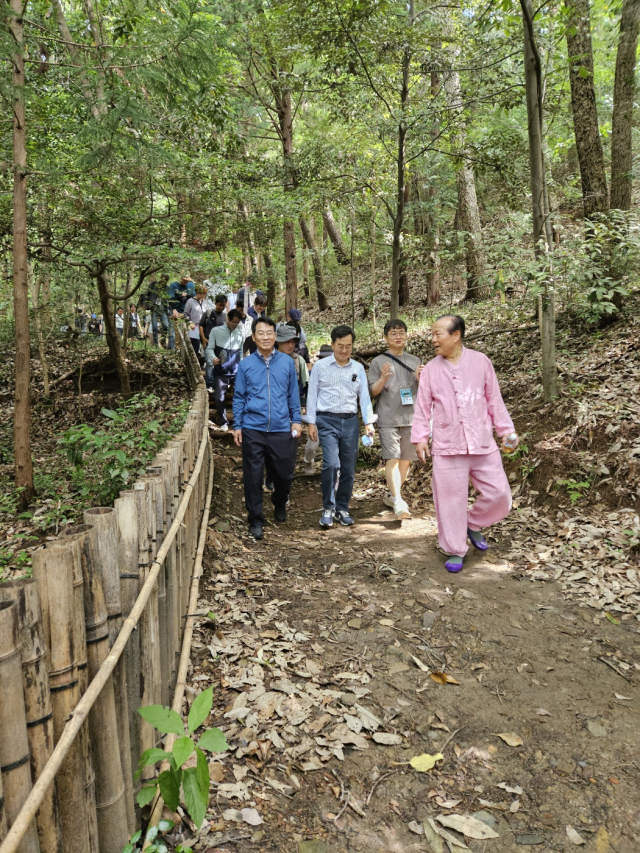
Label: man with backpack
xmin=368 ymin=319 xmax=421 ymax=520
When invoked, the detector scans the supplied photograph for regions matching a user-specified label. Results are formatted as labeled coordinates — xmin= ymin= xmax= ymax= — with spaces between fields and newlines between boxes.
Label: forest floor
xmin=168 ymin=297 xmax=640 ymax=853
xmin=175 ymin=435 xmax=639 ymax=853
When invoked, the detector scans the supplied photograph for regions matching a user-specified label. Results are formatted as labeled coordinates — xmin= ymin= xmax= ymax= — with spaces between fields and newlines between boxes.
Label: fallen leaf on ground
xmin=615 ymin=693 xmax=631 ymax=700
xmin=408 ymin=820 xmax=424 ymax=835
xmin=566 ymin=824 xmax=586 ymax=845
xmin=240 ymin=808 xmax=263 ymax=826
xmin=372 ymin=732 xmax=403 ymax=745
xmin=410 ymin=654 xmax=430 ymax=672
xmin=423 ymin=819 xmax=445 ymax=853
xmin=379 ymin=618 xmax=395 ymax=626
xmin=409 ymin=752 xmax=444 ymax=772
xmin=430 ymin=671 xmax=460 ymax=685
xmin=536 ymin=708 xmax=551 ymax=716
xmin=509 ymin=799 xmax=521 ymax=813
xmin=495 ymin=732 xmax=523 ymax=746
xmin=497 ymin=782 xmax=523 ymax=795
xmin=436 ymin=813 xmax=500 ymax=840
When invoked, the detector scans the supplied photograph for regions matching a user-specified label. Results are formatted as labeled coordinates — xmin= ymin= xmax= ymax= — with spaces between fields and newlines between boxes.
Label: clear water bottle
xmin=361 ymin=434 xmax=374 ymax=447
xmin=503 ymin=432 xmax=518 ymax=454
xmin=218 ymin=348 xmax=227 ymax=365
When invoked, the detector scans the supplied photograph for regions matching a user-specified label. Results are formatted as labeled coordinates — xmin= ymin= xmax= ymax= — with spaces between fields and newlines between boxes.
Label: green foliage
xmin=58 ymin=394 xmax=189 ymax=504
xmin=556 ymin=478 xmax=592 ymax=506
xmin=135 ymin=687 xmax=228 ymax=829
xmin=121 ymin=819 xmax=174 ymax=853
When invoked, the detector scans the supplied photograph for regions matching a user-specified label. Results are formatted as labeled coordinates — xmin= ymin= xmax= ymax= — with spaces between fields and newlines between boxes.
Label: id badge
xmin=400 ymin=388 xmax=413 ymax=406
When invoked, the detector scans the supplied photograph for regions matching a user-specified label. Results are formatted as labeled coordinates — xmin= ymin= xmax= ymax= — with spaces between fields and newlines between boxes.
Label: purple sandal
xmin=445 ymin=555 xmax=464 ymax=573
xmin=467 ymin=528 xmax=488 ymax=551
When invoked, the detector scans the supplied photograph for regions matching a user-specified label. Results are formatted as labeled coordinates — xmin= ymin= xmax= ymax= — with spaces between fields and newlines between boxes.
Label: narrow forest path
xmin=186 ymin=437 xmax=640 ymax=853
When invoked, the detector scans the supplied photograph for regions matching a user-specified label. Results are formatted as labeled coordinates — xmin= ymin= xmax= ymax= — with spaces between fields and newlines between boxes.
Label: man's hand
xmin=380 ymin=362 xmax=392 ymax=384
xmin=415 ymin=364 xmax=424 ymax=382
xmin=308 ymin=424 xmax=318 ymax=442
xmin=233 ymin=429 xmax=242 ymax=447
xmin=416 ymin=441 xmax=431 ymax=462
xmin=213 ymin=357 xmax=220 ymax=366
xmin=291 ymin=423 xmax=302 ymax=438
xmin=364 ymin=423 xmax=375 ymax=437
xmin=172 ymin=309 xmax=180 ymax=319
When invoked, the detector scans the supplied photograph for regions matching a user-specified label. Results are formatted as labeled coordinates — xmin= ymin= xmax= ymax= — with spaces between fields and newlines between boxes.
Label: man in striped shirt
xmin=306 ymin=325 xmax=375 ymax=528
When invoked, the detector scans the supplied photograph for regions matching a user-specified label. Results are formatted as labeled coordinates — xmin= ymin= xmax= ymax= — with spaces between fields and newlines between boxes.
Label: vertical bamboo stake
xmin=82 ymin=509 xmax=135 ymax=835
xmin=0 ymin=581 xmax=62 ymax=853
xmin=0 ymin=766 xmax=7 ymax=840
xmin=32 ymin=544 xmax=90 ymax=853
xmin=132 ymin=483 xmax=157 ymax=766
xmin=143 ymin=471 xmax=169 ymax=706
xmin=0 ymin=601 xmax=39 ymax=853
xmin=62 ymin=525 xmax=128 ymax=853
xmin=157 ymin=450 xmax=180 ymax=685
xmin=114 ymin=491 xmax=142 ymax=798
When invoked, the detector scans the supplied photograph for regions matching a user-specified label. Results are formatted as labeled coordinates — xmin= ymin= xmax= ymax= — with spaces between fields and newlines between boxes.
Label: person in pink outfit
xmin=411 ymin=314 xmax=519 ymax=573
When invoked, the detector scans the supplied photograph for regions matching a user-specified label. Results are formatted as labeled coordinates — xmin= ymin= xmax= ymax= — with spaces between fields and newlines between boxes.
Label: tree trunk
xmin=398 ymin=184 xmax=410 ymax=308
xmin=283 ymin=220 xmax=297 ymax=312
xmin=521 ymin=0 xmax=557 ymax=402
xmin=96 ymin=268 xmax=131 ymax=397
xmin=391 ymin=41 xmax=411 ymax=318
xmin=299 ymin=217 xmax=328 ymax=310
xmin=322 ymin=208 xmax=350 ymax=265
xmin=565 ymin=0 xmax=609 ymax=218
xmin=274 ymin=85 xmax=298 ymax=311
xmin=445 ymin=68 xmax=487 ymax=301
xmin=263 ymin=249 xmax=277 ymax=316
xmin=610 ymin=0 xmax=640 ymax=210
xmin=9 ymin=0 xmax=35 ymax=508
xmin=370 ymin=213 xmax=377 ymax=331
xmin=238 ymin=201 xmax=259 ymax=272
xmin=425 ymin=70 xmax=441 ymax=306
xmin=29 ymin=263 xmax=50 ymax=397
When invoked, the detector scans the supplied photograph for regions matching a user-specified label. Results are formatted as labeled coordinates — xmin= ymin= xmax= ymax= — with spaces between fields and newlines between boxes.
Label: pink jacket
xmin=411 ymin=347 xmax=514 ymax=455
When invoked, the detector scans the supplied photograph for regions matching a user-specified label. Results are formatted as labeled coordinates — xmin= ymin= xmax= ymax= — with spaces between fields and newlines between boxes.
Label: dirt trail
xmin=190 ymin=439 xmax=640 ymax=853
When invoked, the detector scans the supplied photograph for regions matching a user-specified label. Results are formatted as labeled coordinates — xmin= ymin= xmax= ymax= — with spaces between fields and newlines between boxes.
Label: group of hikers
xmin=191 ymin=278 xmax=520 ymax=575
xmin=80 ymin=270 xmax=520 ymax=574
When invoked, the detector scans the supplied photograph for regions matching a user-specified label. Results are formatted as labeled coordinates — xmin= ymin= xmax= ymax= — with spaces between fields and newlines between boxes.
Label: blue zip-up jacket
xmin=233 ymin=349 xmax=301 ymax=432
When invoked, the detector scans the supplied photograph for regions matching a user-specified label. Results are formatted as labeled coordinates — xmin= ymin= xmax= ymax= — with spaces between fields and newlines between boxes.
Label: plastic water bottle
xmin=503 ymin=432 xmax=518 ymax=454
xmin=361 ymin=434 xmax=374 ymax=447
xmin=218 ymin=348 xmax=227 ymax=365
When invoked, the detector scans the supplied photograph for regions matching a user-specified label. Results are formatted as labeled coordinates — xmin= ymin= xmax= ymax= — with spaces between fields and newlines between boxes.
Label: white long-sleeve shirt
xmin=306 ymin=354 xmax=374 ymax=425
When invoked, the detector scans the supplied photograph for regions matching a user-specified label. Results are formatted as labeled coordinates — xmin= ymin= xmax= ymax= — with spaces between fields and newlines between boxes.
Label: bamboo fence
xmin=0 ymin=328 xmax=213 ymax=853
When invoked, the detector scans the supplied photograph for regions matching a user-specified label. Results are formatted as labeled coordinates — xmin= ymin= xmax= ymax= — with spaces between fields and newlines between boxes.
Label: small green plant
xmin=556 ymin=477 xmax=591 ymax=506
xmin=122 ymin=819 xmax=174 ymax=853
xmin=136 ymin=687 xmax=228 ymax=829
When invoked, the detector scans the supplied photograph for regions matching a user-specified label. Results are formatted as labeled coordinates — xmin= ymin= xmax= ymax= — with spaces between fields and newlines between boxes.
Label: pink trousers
xmin=432 ymin=450 xmax=512 ymax=556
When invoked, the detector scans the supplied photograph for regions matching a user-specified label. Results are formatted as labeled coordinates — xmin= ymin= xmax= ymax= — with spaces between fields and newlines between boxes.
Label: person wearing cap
xmin=205 ymin=308 xmax=245 ymax=428
xmin=306 ymin=324 xmax=375 ymax=528
xmin=232 ymin=316 xmax=302 ymax=540
xmin=287 ymin=308 xmax=310 ymax=363
xmin=168 ymin=272 xmax=196 ymax=319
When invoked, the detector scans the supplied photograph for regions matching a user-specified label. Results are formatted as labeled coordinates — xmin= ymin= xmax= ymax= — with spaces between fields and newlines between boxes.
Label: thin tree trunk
xmin=96 ymin=267 xmax=131 ymax=397
xmin=299 ymin=216 xmax=327 ymax=310
xmin=263 ymin=249 xmax=277 ymax=316
xmin=426 ymin=70 xmax=441 ymax=306
xmin=302 ymin=222 xmax=310 ymax=298
xmin=29 ymin=263 xmax=50 ymax=396
xmin=521 ymin=0 xmax=557 ymax=402
xmin=322 ymin=208 xmax=350 ymax=265
xmin=274 ymin=86 xmax=297 ymax=311
xmin=9 ymin=0 xmax=35 ymax=508
xmin=565 ymin=0 xmax=609 ymax=218
xmin=370 ymin=213 xmax=377 ymax=331
xmin=238 ymin=201 xmax=259 ymax=272
xmin=610 ymin=0 xmax=640 ymax=210
xmin=445 ymin=68 xmax=487 ymax=301
xmin=390 ymin=42 xmax=410 ymax=318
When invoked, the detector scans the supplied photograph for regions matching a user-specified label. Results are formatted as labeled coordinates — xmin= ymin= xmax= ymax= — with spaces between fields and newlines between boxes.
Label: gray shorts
xmin=378 ymin=426 xmax=417 ymax=461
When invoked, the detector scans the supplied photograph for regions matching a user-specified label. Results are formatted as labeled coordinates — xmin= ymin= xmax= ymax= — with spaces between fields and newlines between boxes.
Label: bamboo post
xmin=157 ymin=449 xmax=180 ymax=685
xmin=133 ymin=482 xmax=159 ymax=766
xmin=61 ymin=525 xmax=129 ymax=853
xmin=0 ymin=766 xmax=6 ymax=840
xmin=82 ymin=509 xmax=135 ymax=835
xmin=0 ymin=425 xmax=209 ymax=853
xmin=32 ymin=544 xmax=89 ymax=853
xmin=0 ymin=601 xmax=39 ymax=853
xmin=114 ymin=490 xmax=142 ymax=799
xmin=0 ymin=582 xmax=62 ymax=853
xmin=143 ymin=471 xmax=170 ymax=707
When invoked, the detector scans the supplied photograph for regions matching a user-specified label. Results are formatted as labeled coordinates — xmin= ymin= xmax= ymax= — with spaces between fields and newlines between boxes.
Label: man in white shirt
xmin=306 ymin=324 xmax=375 ymax=528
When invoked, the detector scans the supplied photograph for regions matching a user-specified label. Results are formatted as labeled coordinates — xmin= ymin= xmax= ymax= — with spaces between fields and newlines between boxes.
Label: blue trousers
xmin=317 ymin=412 xmax=359 ymax=512
xmin=151 ymin=310 xmax=174 ymax=349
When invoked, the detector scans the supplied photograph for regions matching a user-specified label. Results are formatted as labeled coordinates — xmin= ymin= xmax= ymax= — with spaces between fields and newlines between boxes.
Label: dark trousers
xmin=151 ymin=310 xmax=174 ymax=348
xmin=190 ymin=337 xmax=201 ymax=357
xmin=242 ymin=429 xmax=296 ymax=525
xmin=213 ymin=375 xmax=234 ymax=425
xmin=317 ymin=412 xmax=359 ymax=512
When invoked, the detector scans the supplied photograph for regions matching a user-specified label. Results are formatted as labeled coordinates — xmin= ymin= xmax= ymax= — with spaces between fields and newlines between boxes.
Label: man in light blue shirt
xmin=205 ymin=309 xmax=244 ymax=429
xmin=306 ymin=324 xmax=375 ymax=528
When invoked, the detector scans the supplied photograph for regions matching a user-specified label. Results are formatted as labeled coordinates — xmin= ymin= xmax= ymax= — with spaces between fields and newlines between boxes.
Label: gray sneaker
xmin=320 ymin=509 xmax=334 ymax=528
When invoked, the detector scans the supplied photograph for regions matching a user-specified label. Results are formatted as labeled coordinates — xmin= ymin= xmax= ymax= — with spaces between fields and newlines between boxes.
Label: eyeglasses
xmin=254 ymin=329 xmax=275 ymax=337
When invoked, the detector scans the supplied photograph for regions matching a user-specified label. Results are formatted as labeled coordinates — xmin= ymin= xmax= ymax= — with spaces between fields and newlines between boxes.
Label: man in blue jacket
xmin=233 ymin=316 xmax=302 ymax=540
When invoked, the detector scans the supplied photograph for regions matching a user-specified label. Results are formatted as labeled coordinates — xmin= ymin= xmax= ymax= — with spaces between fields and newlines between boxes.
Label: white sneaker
xmin=384 ymin=492 xmax=396 ymax=508
xmin=394 ymin=498 xmax=411 ymax=520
